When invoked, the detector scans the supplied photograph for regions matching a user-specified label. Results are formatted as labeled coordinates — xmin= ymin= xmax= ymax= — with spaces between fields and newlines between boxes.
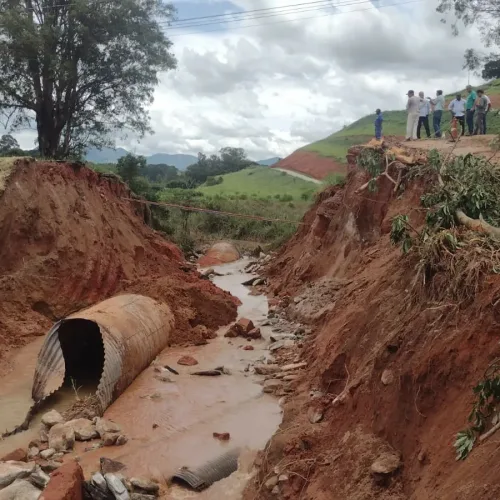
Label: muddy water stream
xmin=0 ymin=259 xmax=282 ymax=498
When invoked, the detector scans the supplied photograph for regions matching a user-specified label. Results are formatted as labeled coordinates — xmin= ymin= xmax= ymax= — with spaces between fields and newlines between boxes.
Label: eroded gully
xmin=0 ymin=258 xmax=283 ymax=498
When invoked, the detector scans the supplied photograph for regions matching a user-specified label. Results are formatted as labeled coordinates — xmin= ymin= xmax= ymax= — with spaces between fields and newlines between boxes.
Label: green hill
xmin=198 ymin=165 xmax=317 ymax=199
xmin=303 ymin=79 xmax=500 ymax=163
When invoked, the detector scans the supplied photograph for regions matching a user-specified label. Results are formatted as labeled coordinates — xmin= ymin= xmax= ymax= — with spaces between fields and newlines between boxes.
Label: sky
xmin=4 ymin=0 xmax=488 ymax=160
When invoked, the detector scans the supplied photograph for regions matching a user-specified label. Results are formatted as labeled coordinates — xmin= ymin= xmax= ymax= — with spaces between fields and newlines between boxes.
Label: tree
xmin=463 ymin=49 xmax=482 ymax=84
xmin=116 ymin=153 xmax=146 ymax=186
xmin=0 ymin=134 xmax=20 ymax=154
xmin=0 ymin=0 xmax=176 ymax=159
xmin=482 ymin=58 xmax=500 ymax=79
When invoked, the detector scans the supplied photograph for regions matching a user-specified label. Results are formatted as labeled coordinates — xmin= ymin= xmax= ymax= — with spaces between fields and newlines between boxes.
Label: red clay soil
xmin=244 ymin=147 xmax=500 ymax=499
xmin=0 ymin=159 xmax=237 ymax=373
xmin=272 ymin=150 xmax=347 ymax=180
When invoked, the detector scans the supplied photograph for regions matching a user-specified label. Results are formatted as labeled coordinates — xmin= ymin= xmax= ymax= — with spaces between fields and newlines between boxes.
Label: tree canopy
xmin=0 ymin=134 xmax=20 ymax=154
xmin=482 ymin=59 xmax=500 ymax=80
xmin=0 ymin=0 xmax=176 ymax=159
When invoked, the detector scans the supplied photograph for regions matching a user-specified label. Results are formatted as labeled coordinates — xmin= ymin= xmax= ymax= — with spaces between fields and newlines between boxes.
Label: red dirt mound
xmin=272 ymin=151 xmax=347 ymax=180
xmin=198 ymin=241 xmax=240 ymax=267
xmin=0 ymin=159 xmax=237 ymax=371
xmin=245 ymin=146 xmax=500 ymax=499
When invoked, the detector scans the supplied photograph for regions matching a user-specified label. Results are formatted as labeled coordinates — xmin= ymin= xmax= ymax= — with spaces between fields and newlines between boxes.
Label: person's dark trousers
xmin=483 ymin=112 xmax=488 ymax=134
xmin=433 ymin=110 xmax=442 ymax=138
xmin=457 ymin=116 xmax=465 ymax=136
xmin=417 ymin=116 xmax=431 ymax=139
xmin=466 ymin=109 xmax=475 ymax=135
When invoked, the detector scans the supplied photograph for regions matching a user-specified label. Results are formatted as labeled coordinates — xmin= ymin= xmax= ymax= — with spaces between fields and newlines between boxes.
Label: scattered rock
xmin=39 ymin=428 xmax=49 ymax=443
xmin=283 ymin=374 xmax=299 ymax=382
xmin=100 ymin=458 xmax=126 ymax=475
xmin=104 ymin=473 xmax=130 ymax=500
xmin=263 ymin=380 xmax=284 ymax=394
xmin=202 ymin=268 xmax=215 ymax=277
xmin=40 ymin=449 xmax=55 ymax=460
xmin=281 ymin=362 xmax=307 ymax=372
xmin=191 ymin=370 xmax=222 ymax=377
xmin=41 ymin=410 xmax=64 ymax=429
xmin=40 ymin=461 xmax=83 ymax=500
xmin=48 ymin=423 xmax=75 ymax=452
xmin=371 ymin=452 xmax=402 ymax=475
xmin=265 ymin=476 xmax=279 ymax=490
xmin=271 ymin=486 xmax=280 ymax=495
xmin=30 ymin=468 xmax=51 ymax=489
xmin=198 ymin=242 xmax=240 ymax=267
xmin=116 ymin=435 xmax=128 ymax=446
xmin=91 ymin=472 xmax=108 ymax=492
xmin=0 ymin=462 xmax=36 ymax=488
xmin=0 ymin=480 xmax=41 ymax=500
xmin=130 ymin=477 xmax=159 ymax=494
xmin=224 ymin=326 xmax=239 ymax=338
xmin=177 ymin=356 xmax=198 ymax=366
xmin=254 ymin=364 xmax=280 ymax=375
xmin=102 ymin=434 xmax=118 ymax=447
xmin=237 ymin=318 xmax=254 ymax=334
xmin=269 ymin=340 xmax=295 ymax=352
xmin=65 ymin=418 xmax=98 ymax=441
xmin=243 ymin=345 xmax=254 ymax=351
xmin=278 ymin=474 xmax=289 ymax=482
xmin=269 ymin=334 xmax=296 ymax=342
xmin=164 ymin=365 xmax=179 ymax=375
xmin=39 ymin=461 xmax=63 ymax=474
xmin=245 ymin=328 xmax=262 ymax=340
xmin=381 ymin=369 xmax=395 ymax=386
xmin=27 ymin=447 xmax=39 ymax=459
xmin=0 ymin=449 xmax=27 ymax=463
xmin=95 ymin=418 xmax=121 ymax=438
xmin=307 ymin=407 xmax=324 ymax=424
xmin=131 ymin=494 xmax=156 ymax=500
xmin=212 ymin=432 xmax=230 ymax=441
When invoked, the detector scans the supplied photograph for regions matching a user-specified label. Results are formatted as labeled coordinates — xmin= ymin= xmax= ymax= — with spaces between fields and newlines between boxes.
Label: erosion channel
xmin=0 ymin=258 xmax=283 ymax=499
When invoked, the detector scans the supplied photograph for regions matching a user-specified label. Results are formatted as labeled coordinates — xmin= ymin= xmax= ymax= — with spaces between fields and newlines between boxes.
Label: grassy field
xmin=198 ymin=165 xmax=317 ymax=199
xmin=302 ymin=79 xmax=500 ymax=163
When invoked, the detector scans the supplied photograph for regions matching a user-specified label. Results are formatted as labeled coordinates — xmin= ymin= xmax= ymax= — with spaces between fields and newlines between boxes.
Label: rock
xmin=371 ymin=452 xmax=402 ymax=475
xmin=40 ymin=449 xmax=55 ymax=460
xmin=83 ymin=481 xmax=113 ymax=500
xmin=41 ymin=410 xmax=64 ymax=428
xmin=198 ymin=242 xmax=240 ymax=266
xmin=244 ymin=328 xmax=262 ymax=340
xmin=269 ymin=340 xmax=295 ymax=352
xmin=224 ymin=326 xmax=239 ymax=338
xmin=381 ymin=369 xmax=395 ymax=386
xmin=265 ymin=476 xmax=279 ymax=490
xmin=104 ymin=473 xmax=130 ymax=500
xmin=237 ymin=318 xmax=254 ymax=334
xmin=212 ymin=432 xmax=230 ymax=441
xmin=116 ymin=435 xmax=128 ymax=446
xmin=102 ymin=433 xmax=118 ymax=447
xmin=177 ymin=355 xmax=198 ymax=366
xmin=202 ymin=268 xmax=214 ymax=277
xmin=283 ymin=374 xmax=299 ymax=382
xmin=39 ymin=461 xmax=63 ymax=474
xmin=130 ymin=477 xmax=159 ymax=494
xmin=30 ymin=468 xmax=51 ymax=489
xmin=40 ymin=461 xmax=83 ymax=500
xmin=271 ymin=486 xmax=280 ymax=495
xmin=39 ymin=428 xmax=49 ymax=443
xmin=65 ymin=419 xmax=98 ymax=441
xmin=278 ymin=474 xmax=289 ymax=482
xmin=0 ymin=462 xmax=36 ymax=488
xmin=263 ymin=380 xmax=284 ymax=394
xmin=95 ymin=418 xmax=121 ymax=438
xmin=91 ymin=473 xmax=108 ymax=492
xmin=131 ymin=495 xmax=156 ymax=500
xmin=269 ymin=334 xmax=296 ymax=342
xmin=191 ymin=370 xmax=222 ymax=377
xmin=307 ymin=407 xmax=324 ymax=424
xmin=281 ymin=362 xmax=307 ymax=372
xmin=27 ymin=448 xmax=39 ymax=459
xmin=100 ymin=458 xmax=126 ymax=475
xmin=0 ymin=449 xmax=27 ymax=462
xmin=243 ymin=345 xmax=254 ymax=351
xmin=254 ymin=364 xmax=280 ymax=375
xmin=0 ymin=480 xmax=41 ymax=500
xmin=253 ymin=278 xmax=265 ymax=286
xmin=48 ymin=423 xmax=75 ymax=452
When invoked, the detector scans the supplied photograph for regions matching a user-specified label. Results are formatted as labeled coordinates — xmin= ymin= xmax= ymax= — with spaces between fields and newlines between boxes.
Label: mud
xmin=273 ymin=151 xmax=347 ymax=180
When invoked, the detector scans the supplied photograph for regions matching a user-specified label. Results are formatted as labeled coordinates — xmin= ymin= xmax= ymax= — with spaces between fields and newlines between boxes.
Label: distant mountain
xmin=85 ymin=147 xmax=197 ymax=170
xmin=257 ymin=157 xmax=281 ymax=166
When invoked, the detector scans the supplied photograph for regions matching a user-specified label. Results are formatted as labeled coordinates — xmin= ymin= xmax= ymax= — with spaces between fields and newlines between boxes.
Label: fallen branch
xmin=479 ymin=421 xmax=500 ymax=442
xmin=355 ymin=156 xmax=400 ymax=194
xmin=455 ymin=209 xmax=500 ymax=239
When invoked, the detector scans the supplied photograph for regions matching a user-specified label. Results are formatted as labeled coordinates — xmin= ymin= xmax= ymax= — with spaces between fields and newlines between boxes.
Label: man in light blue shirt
xmin=466 ymin=85 xmax=477 ymax=135
xmin=417 ymin=91 xmax=431 ymax=139
xmin=430 ymin=90 xmax=445 ymax=138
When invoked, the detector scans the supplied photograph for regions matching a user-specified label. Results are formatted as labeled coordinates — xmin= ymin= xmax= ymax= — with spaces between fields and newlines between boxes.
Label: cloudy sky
xmin=6 ymin=0 xmax=486 ymax=160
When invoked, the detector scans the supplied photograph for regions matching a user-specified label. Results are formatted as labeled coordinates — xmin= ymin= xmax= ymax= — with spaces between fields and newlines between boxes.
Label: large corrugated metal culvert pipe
xmin=32 ymin=294 xmax=173 ymax=414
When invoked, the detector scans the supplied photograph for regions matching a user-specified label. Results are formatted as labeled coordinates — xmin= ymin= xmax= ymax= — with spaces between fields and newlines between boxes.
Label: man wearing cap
xmin=405 ymin=90 xmax=420 ymax=141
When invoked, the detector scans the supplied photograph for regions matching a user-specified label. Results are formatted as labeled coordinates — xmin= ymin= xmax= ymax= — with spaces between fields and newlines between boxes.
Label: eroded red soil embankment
xmin=0 ymin=159 xmax=237 ymax=371
xmin=272 ymin=151 xmax=347 ymax=180
xmin=245 ymin=146 xmax=500 ymax=499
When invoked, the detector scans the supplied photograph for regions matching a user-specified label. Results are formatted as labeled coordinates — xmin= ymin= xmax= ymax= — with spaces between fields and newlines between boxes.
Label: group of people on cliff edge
xmin=374 ymin=86 xmax=492 ymax=141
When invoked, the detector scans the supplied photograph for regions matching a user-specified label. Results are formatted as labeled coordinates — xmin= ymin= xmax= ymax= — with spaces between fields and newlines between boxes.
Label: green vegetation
xmin=198 ymin=165 xmax=317 ymax=199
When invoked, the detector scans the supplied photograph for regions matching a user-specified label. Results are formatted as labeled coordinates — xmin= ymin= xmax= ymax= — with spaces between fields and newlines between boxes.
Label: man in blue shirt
xmin=466 ymin=85 xmax=477 ymax=135
xmin=430 ymin=90 xmax=445 ymax=138
xmin=374 ymin=109 xmax=383 ymax=140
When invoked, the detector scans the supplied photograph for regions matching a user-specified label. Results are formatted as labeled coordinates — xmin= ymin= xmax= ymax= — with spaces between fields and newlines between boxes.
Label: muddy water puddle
xmin=0 ymin=259 xmax=282 ymax=498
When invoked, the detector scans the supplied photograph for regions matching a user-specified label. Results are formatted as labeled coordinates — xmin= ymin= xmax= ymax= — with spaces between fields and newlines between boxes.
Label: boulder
xmin=381 ymin=369 xmax=395 ymax=386
xmin=116 ymin=435 xmax=128 ymax=446
xmin=254 ymin=364 xmax=280 ymax=375
xmin=48 ymin=423 xmax=75 ymax=452
xmin=0 ymin=462 xmax=36 ymax=488
xmin=198 ymin=242 xmax=240 ymax=267
xmin=102 ymin=434 xmax=118 ymax=447
xmin=41 ymin=411 xmax=64 ymax=429
xmin=237 ymin=318 xmax=254 ymax=334
xmin=0 ymin=449 xmax=27 ymax=463
xmin=65 ymin=419 xmax=98 ymax=441
xmin=95 ymin=418 xmax=121 ymax=438
xmin=244 ymin=328 xmax=262 ymax=340
xmin=104 ymin=474 xmax=129 ymax=500
xmin=100 ymin=458 xmax=125 ymax=475
xmin=177 ymin=356 xmax=198 ymax=367
xmin=29 ymin=469 xmax=51 ymax=489
xmin=0 ymin=480 xmax=41 ymax=500
xmin=371 ymin=452 xmax=401 ymax=475
xmin=39 ymin=461 xmax=83 ymax=500
xmin=130 ymin=477 xmax=159 ymax=494
xmin=39 ymin=462 xmax=63 ymax=474
xmin=263 ymin=380 xmax=284 ymax=394
xmin=39 ymin=449 xmax=55 ymax=460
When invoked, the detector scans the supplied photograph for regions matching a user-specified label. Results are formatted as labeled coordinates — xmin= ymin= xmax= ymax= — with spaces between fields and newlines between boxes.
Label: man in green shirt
xmin=466 ymin=85 xmax=477 ymax=135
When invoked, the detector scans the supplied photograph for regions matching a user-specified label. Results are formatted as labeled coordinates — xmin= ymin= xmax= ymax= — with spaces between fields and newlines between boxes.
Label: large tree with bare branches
xmin=0 ymin=0 xmax=176 ymax=158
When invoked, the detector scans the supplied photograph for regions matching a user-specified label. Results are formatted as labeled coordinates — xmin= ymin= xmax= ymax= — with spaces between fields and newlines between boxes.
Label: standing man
xmin=374 ymin=108 xmax=383 ymax=140
xmin=430 ymin=90 xmax=445 ymax=138
xmin=405 ymin=90 xmax=420 ymax=141
xmin=466 ymin=85 xmax=477 ymax=135
xmin=417 ymin=91 xmax=431 ymax=139
xmin=473 ymin=89 xmax=488 ymax=135
xmin=483 ymin=92 xmax=491 ymax=134
xmin=448 ymin=93 xmax=466 ymax=137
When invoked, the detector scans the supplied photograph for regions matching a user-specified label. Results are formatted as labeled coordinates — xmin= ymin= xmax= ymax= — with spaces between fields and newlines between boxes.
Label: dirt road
xmin=274 ymin=167 xmax=322 ymax=184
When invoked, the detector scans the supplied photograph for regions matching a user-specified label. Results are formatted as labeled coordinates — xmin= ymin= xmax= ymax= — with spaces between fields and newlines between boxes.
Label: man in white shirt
xmin=483 ymin=93 xmax=491 ymax=133
xmin=430 ymin=90 xmax=445 ymax=138
xmin=417 ymin=91 xmax=431 ymax=139
xmin=405 ymin=90 xmax=420 ymax=141
xmin=448 ymin=93 xmax=466 ymax=136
